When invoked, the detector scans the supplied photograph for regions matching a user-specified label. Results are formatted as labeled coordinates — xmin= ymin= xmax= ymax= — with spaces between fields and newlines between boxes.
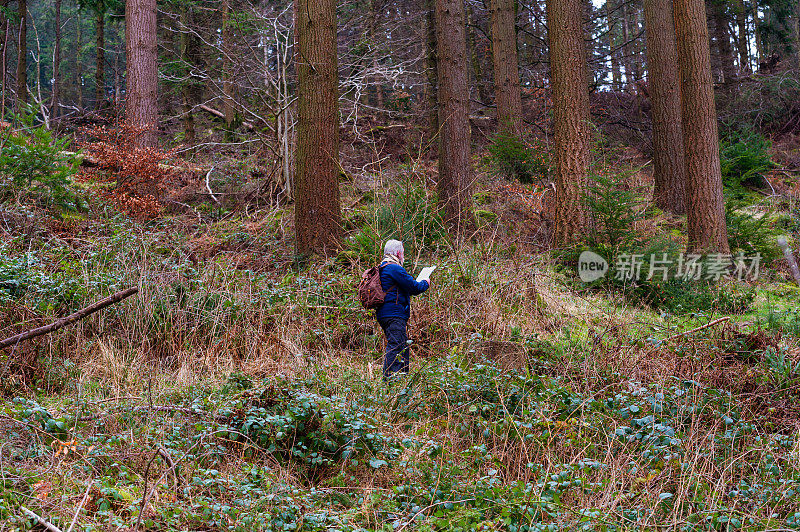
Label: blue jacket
xmin=375 ymin=262 xmax=429 ymax=321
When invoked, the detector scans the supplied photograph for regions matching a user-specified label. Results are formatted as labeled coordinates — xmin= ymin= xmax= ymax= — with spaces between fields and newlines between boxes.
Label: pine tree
xmin=435 ymin=0 xmax=475 ymax=235
xmin=547 ymin=0 xmax=590 ymax=244
xmin=643 ymin=0 xmax=687 ymax=213
xmin=490 ymin=0 xmax=523 ymax=137
xmin=674 ymin=0 xmax=730 ymax=252
xmin=294 ymin=0 xmax=343 ymax=255
xmin=125 ymin=0 xmax=159 ymax=146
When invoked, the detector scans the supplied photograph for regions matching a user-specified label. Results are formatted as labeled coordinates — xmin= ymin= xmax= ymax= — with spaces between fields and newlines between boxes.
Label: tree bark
xmin=294 ymin=0 xmax=343 ymax=255
xmin=1 ymin=0 xmax=8 ymax=118
xmin=643 ymin=0 xmax=687 ymax=214
xmin=76 ymin=17 xmax=83 ymax=109
xmin=733 ymin=0 xmax=749 ymax=72
xmin=490 ymin=0 xmax=523 ymax=137
xmin=436 ymin=0 xmax=475 ymax=235
xmin=606 ymin=0 xmax=622 ymax=90
xmin=673 ymin=0 xmax=729 ymax=253
xmin=221 ymin=0 xmax=235 ymax=127
xmin=424 ymin=0 xmax=439 ymax=144
xmin=179 ymin=4 xmax=196 ymax=143
xmin=751 ymin=0 xmax=762 ymax=64
xmin=0 ymin=288 xmax=138 ymax=350
xmin=96 ymin=9 xmax=105 ymax=108
xmin=467 ymin=4 xmax=490 ymax=106
xmin=709 ymin=0 xmax=735 ymax=84
xmin=547 ymin=0 xmax=590 ymax=245
xmin=51 ymin=0 xmax=61 ymax=118
xmin=621 ymin=0 xmax=635 ymax=87
xmin=16 ymin=0 xmax=27 ymax=108
xmin=126 ymin=0 xmax=159 ymax=147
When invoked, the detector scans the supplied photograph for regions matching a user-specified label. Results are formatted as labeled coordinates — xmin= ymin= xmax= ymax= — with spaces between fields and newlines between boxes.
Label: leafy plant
xmin=582 ymin=169 xmax=646 ymax=260
xmin=346 ymin=179 xmax=447 ymax=262
xmin=720 ymin=130 xmax=775 ymax=199
xmin=76 ymin=120 xmax=179 ymax=218
xmin=725 ymin=204 xmax=781 ymax=265
xmin=0 ymin=110 xmax=81 ymax=209
xmin=485 ymin=133 xmax=550 ymax=184
xmin=762 ymin=347 xmax=800 ymax=392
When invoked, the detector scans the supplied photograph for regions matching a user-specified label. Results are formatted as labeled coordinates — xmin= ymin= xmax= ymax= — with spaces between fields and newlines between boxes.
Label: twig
xmin=197 ymin=104 xmax=255 ymax=130
xmin=0 ymin=288 xmax=139 ymax=349
xmin=0 ymin=288 xmax=138 ymax=349
xmin=661 ymin=317 xmax=731 ymax=344
xmin=205 ymin=166 xmax=220 ymax=204
xmin=65 ymin=479 xmax=92 ymax=532
xmin=19 ymin=506 xmax=63 ymax=532
xmin=77 ymin=404 xmax=226 ymax=422
xmin=134 ymin=449 xmax=162 ymax=531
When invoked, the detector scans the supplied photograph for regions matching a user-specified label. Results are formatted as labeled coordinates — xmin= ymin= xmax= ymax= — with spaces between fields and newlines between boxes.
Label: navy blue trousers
xmin=378 ymin=317 xmax=409 ymax=380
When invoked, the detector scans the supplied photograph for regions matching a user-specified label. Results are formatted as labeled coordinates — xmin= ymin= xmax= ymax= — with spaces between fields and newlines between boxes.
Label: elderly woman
xmin=376 ymin=240 xmax=430 ymax=380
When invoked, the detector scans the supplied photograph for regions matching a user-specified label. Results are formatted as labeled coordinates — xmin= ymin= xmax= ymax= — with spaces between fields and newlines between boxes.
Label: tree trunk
xmin=490 ymin=0 xmax=523 ymax=137
xmin=96 ymin=9 xmax=105 ymax=108
xmin=179 ymin=4 xmax=195 ymax=143
xmin=126 ymin=0 xmax=159 ymax=147
xmin=294 ymin=0 xmax=342 ymax=255
xmin=16 ymin=0 xmax=26 ymax=108
xmin=424 ymin=0 xmax=439 ymax=143
xmin=76 ymin=18 xmax=83 ymax=109
xmin=367 ymin=0 xmax=383 ymax=109
xmin=794 ymin=1 xmax=800 ymax=68
xmin=627 ymin=3 xmax=642 ymax=83
xmin=751 ymin=0 xmax=762 ymax=64
xmin=1 ymin=0 xmax=8 ymax=118
xmin=734 ymin=0 xmax=749 ymax=72
xmin=50 ymin=0 xmax=61 ymax=118
xmin=621 ymin=0 xmax=634 ymax=88
xmin=643 ymin=0 xmax=687 ymax=214
xmin=221 ymin=0 xmax=236 ymax=127
xmin=466 ymin=4 xmax=489 ymax=106
xmin=673 ymin=0 xmax=729 ymax=253
xmin=709 ymin=0 xmax=735 ymax=84
xmin=547 ymin=0 xmax=590 ymax=244
xmin=436 ymin=0 xmax=475 ymax=236
xmin=607 ymin=0 xmax=622 ymax=90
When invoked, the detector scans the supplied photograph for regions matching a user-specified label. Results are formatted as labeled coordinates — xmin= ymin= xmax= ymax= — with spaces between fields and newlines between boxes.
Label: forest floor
xmin=2 ymin=130 xmax=800 ymax=531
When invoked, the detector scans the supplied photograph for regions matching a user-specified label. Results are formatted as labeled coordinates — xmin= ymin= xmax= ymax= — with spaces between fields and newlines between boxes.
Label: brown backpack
xmin=358 ymin=264 xmax=393 ymax=309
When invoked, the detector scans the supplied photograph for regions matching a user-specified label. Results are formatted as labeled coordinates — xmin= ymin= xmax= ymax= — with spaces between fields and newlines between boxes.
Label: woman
xmin=375 ymin=240 xmax=431 ymax=380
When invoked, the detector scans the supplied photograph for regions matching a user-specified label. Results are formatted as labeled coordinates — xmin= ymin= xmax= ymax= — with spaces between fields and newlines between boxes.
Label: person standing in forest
xmin=376 ymin=240 xmax=431 ymax=381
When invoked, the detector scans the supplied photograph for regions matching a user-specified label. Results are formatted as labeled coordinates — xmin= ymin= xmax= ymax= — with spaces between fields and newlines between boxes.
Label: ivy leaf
xmin=369 ymin=459 xmax=388 ymax=469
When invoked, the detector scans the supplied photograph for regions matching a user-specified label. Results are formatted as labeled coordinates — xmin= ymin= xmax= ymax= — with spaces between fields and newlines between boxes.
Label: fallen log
xmin=0 ymin=287 xmax=139 ymax=349
xmin=63 ymin=151 xmax=205 ymax=174
xmin=198 ymin=104 xmax=256 ymax=131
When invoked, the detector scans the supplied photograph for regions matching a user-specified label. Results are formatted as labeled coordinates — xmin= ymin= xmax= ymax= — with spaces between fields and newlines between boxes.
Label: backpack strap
xmin=379 ymin=263 xmax=400 ymax=304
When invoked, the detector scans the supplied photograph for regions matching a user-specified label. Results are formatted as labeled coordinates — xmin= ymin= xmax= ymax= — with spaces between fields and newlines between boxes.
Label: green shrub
xmin=725 ymin=204 xmax=781 ymax=265
xmin=485 ymin=133 xmax=549 ymax=184
xmin=346 ymin=180 xmax=447 ymax=262
xmin=582 ymin=169 xmax=645 ymax=260
xmin=575 ymin=170 xmax=756 ymax=314
xmin=0 ymin=111 xmax=81 ymax=209
xmin=625 ymin=278 xmax=755 ymax=314
xmin=720 ymin=130 xmax=774 ymax=199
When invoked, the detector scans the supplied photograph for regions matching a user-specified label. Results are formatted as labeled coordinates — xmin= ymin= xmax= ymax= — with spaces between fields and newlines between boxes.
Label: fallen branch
xmin=19 ymin=506 xmax=64 ymax=532
xmin=205 ymin=166 xmax=220 ymax=204
xmin=198 ymin=104 xmax=255 ymax=131
xmin=0 ymin=287 xmax=139 ymax=349
xmin=66 ymin=480 xmax=93 ymax=532
xmin=63 ymin=151 xmax=204 ymax=174
xmin=661 ymin=317 xmax=731 ymax=344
